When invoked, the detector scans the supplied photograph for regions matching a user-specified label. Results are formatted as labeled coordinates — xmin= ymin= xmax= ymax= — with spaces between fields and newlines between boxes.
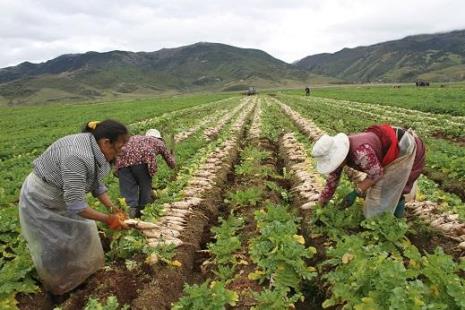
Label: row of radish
xmin=407 ymin=201 xmax=465 ymax=249
xmin=248 ymin=100 xmax=262 ymax=140
xmin=129 ymin=96 xmax=236 ymax=133
xmin=294 ymin=95 xmax=461 ymax=138
xmin=203 ymin=97 xmax=252 ymax=140
xmin=182 ymin=100 xmax=255 ymax=197
xmin=174 ymin=108 xmax=228 ymax=143
xmin=279 ymin=133 xmax=323 ymax=210
xmin=296 ymin=94 xmax=465 ymax=129
xmin=268 ymin=96 xmax=324 ymax=140
xmin=126 ymin=99 xmax=256 ymax=254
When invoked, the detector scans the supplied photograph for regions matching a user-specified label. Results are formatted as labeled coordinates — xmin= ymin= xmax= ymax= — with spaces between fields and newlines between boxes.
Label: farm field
xmin=284 ymin=83 xmax=465 ymax=116
xmin=1 ymin=90 xmax=465 ymax=309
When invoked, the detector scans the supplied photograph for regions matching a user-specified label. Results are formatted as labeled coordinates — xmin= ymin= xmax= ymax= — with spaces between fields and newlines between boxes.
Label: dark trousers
xmin=118 ymin=164 xmax=154 ymax=210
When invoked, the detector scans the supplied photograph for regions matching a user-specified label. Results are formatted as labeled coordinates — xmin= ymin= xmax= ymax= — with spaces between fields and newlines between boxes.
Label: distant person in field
xmin=305 ymin=87 xmax=310 ymax=96
xmin=310 ymin=124 xmax=426 ymax=218
xmin=18 ymin=120 xmax=129 ymax=295
xmin=115 ymin=129 xmax=176 ymax=218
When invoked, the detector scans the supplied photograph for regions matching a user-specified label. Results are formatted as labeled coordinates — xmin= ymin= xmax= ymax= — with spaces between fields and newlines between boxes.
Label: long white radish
xmin=162 ymin=216 xmax=187 ymax=223
xmin=148 ymin=238 xmax=183 ymax=248
xmin=458 ymin=241 xmax=465 ymax=250
xmin=124 ymin=219 xmax=159 ymax=230
xmin=143 ymin=229 xmax=181 ymax=238
xmin=158 ymin=219 xmax=186 ymax=226
xmin=300 ymin=201 xmax=317 ymax=210
xmin=158 ymin=222 xmax=185 ymax=231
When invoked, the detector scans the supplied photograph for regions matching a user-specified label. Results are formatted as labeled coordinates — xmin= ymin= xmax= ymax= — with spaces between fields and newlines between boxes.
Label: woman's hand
xmin=78 ymin=207 xmax=128 ymax=229
xmin=356 ymin=178 xmax=376 ymax=193
xmin=106 ymin=214 xmax=128 ymax=230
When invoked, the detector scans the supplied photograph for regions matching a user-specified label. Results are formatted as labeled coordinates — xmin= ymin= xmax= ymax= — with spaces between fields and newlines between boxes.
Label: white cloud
xmin=0 ymin=0 xmax=464 ymax=68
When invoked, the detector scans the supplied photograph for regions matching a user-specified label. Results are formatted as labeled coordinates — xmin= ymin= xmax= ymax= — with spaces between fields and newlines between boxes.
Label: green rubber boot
xmin=394 ymin=197 xmax=406 ymax=218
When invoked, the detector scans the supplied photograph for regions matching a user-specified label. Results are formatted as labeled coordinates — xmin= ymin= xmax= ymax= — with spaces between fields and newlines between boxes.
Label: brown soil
xmin=16 ymin=256 xmax=151 ymax=310
xmin=131 ymin=265 xmax=203 ymax=310
xmin=60 ymin=257 xmax=151 ymax=310
xmin=228 ymin=264 xmax=262 ymax=310
xmin=16 ymin=291 xmax=54 ymax=310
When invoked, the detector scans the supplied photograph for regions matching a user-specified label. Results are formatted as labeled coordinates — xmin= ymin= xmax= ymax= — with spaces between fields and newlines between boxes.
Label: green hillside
xmin=0 ymin=43 xmax=330 ymax=105
xmin=295 ymin=30 xmax=465 ymax=83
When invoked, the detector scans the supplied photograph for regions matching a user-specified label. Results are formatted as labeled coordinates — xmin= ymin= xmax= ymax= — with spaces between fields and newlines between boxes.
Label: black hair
xmin=82 ymin=119 xmax=128 ymax=143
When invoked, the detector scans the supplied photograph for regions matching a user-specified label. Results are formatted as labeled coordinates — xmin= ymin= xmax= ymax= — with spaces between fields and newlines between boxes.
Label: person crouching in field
xmin=310 ymin=124 xmax=426 ymax=218
xmin=19 ymin=120 xmax=129 ymax=295
xmin=115 ymin=129 xmax=176 ymax=218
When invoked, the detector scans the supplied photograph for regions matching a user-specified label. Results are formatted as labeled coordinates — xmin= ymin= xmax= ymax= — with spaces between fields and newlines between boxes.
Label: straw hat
xmin=311 ymin=133 xmax=350 ymax=174
xmin=146 ymin=128 xmax=162 ymax=139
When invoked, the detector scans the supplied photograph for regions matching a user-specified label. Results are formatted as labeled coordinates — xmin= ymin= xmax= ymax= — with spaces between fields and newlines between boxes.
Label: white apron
xmin=363 ymin=130 xmax=417 ymax=218
xmin=18 ymin=173 xmax=104 ymax=295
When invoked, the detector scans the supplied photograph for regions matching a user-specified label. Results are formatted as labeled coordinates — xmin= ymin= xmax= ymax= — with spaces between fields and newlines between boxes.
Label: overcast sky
xmin=1 ymin=0 xmax=465 ymax=68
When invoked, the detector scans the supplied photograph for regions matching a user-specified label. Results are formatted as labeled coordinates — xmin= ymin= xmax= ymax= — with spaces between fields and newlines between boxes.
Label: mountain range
xmin=0 ymin=29 xmax=464 ymax=105
xmin=295 ymin=29 xmax=465 ymax=83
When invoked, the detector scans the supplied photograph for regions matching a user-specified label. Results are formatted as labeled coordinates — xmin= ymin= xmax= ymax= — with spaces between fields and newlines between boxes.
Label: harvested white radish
xmin=300 ymin=201 xmax=317 ymax=210
xmin=457 ymin=241 xmax=465 ymax=250
xmin=148 ymin=238 xmax=183 ymax=248
xmin=143 ymin=229 xmax=181 ymax=238
xmin=124 ymin=219 xmax=158 ymax=230
xmin=158 ymin=222 xmax=185 ymax=231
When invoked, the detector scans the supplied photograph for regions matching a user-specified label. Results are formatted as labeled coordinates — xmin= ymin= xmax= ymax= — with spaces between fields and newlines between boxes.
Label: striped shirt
xmin=33 ymin=133 xmax=111 ymax=213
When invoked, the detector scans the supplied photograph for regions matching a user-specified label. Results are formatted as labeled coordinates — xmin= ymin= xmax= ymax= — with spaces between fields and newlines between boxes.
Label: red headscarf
xmin=365 ymin=124 xmax=399 ymax=166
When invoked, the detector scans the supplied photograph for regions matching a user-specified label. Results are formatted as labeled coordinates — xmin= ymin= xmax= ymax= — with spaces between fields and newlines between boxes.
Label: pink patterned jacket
xmin=115 ymin=135 xmax=176 ymax=177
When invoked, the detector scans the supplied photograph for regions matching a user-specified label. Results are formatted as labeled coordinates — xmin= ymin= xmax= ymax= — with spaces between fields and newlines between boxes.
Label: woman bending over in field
xmin=19 ymin=120 xmax=129 ymax=295
xmin=310 ymin=124 xmax=426 ymax=218
xmin=115 ymin=128 xmax=176 ymax=218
